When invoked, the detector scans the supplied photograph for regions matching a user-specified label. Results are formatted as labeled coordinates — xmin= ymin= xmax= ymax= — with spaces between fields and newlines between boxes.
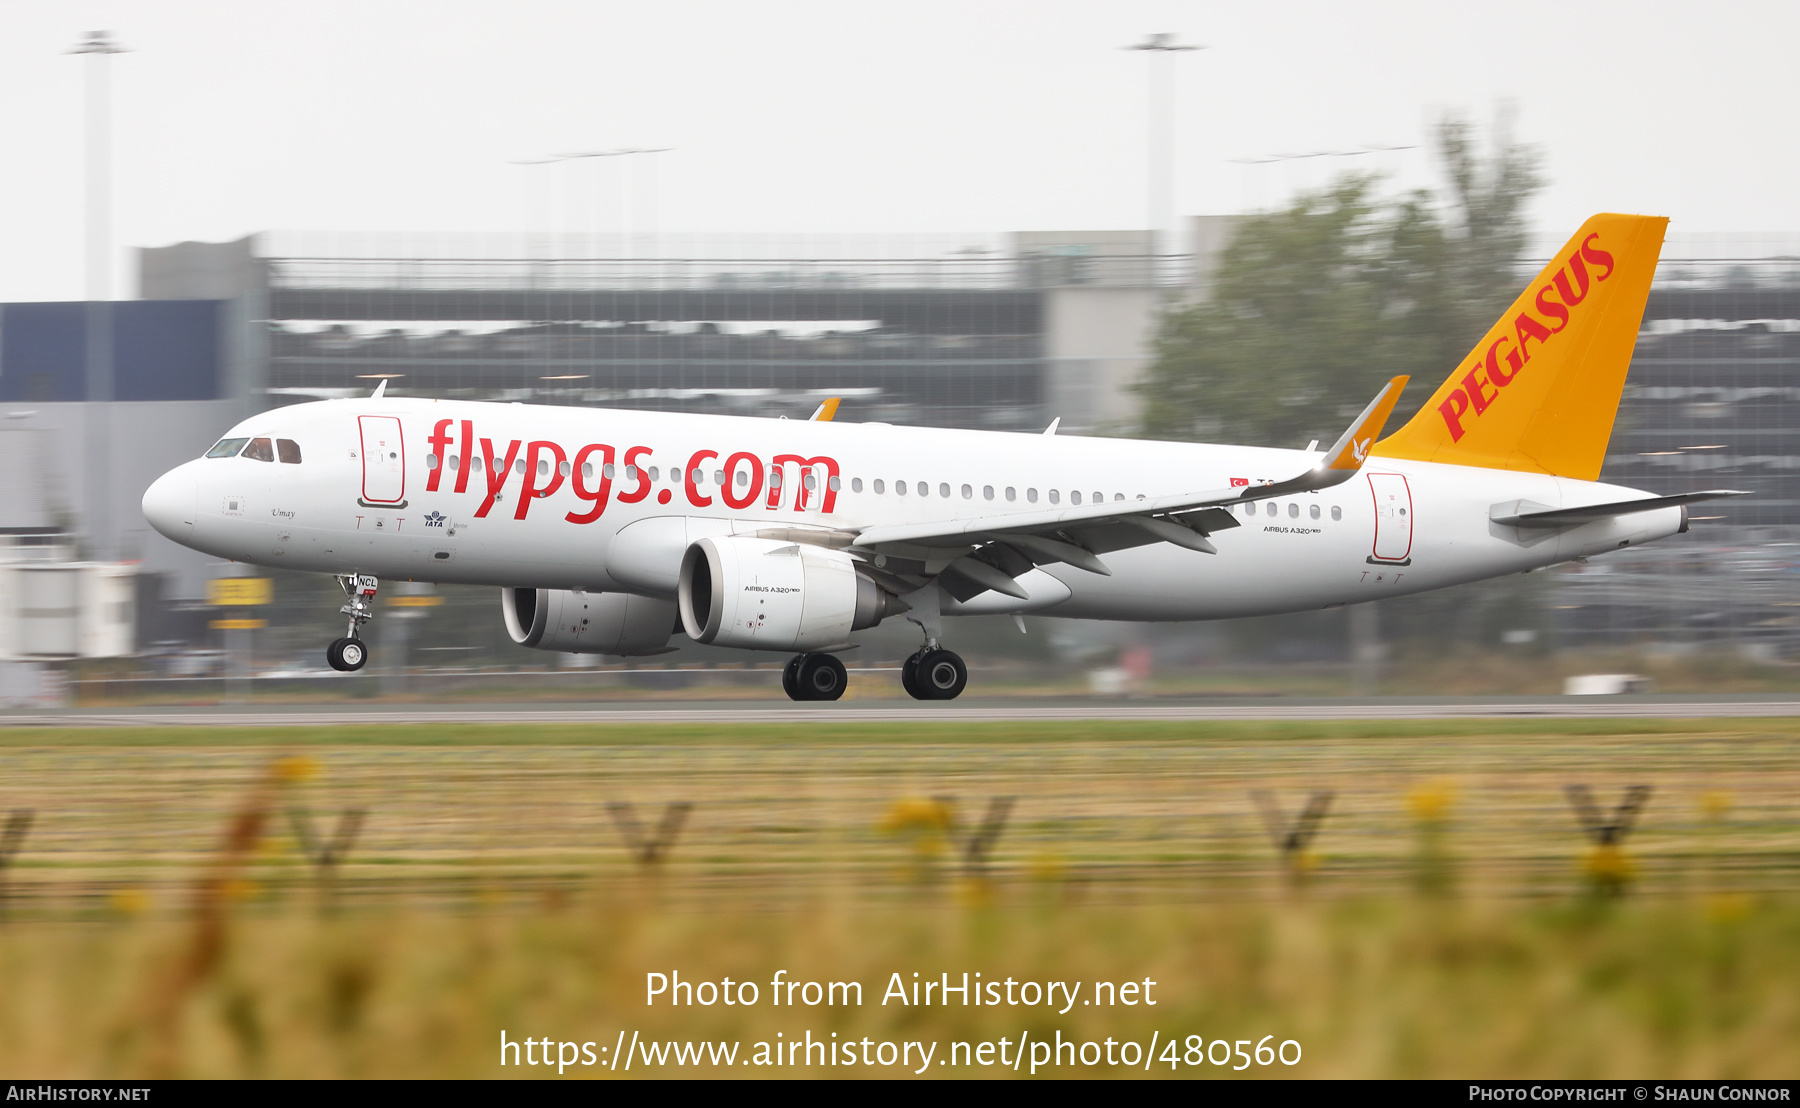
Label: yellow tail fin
xmin=1371 ymin=213 xmax=1667 ymax=480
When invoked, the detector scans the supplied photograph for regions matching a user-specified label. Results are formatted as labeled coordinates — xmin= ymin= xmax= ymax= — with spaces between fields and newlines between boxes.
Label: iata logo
xmin=424 ymin=419 xmax=840 ymax=526
xmin=1437 ymin=233 xmax=1616 ymax=441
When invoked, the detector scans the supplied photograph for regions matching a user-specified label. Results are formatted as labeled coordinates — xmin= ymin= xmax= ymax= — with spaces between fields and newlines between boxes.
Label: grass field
xmin=0 ymin=718 xmax=1797 ymax=1078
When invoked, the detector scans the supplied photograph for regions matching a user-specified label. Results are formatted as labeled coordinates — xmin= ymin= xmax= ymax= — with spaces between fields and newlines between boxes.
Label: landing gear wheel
xmin=901 ymin=650 xmax=927 ymax=700
xmin=915 ymin=648 xmax=966 ymax=700
xmin=326 ymin=636 xmax=368 ymax=673
xmin=796 ymin=653 xmax=847 ymax=701
xmin=782 ymin=654 xmax=807 ymax=701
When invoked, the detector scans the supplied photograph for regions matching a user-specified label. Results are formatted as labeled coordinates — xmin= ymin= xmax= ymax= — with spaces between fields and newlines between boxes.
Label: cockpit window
xmin=243 ymin=437 xmax=276 ymax=463
xmin=205 ymin=437 xmax=250 ymax=459
xmin=277 ymin=438 xmax=302 ymax=464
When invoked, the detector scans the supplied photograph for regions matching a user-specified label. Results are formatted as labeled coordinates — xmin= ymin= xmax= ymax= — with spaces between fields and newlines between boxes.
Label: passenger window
xmin=984 ymin=485 xmax=994 ymax=501
xmin=559 ymin=460 xmax=571 ymax=477
xmin=715 ymin=470 xmax=726 ymax=485
xmin=624 ymin=464 xmax=637 ymax=480
xmin=582 ymin=462 xmax=594 ymax=480
xmin=896 ymin=480 xmax=907 ymax=496
xmin=243 ymin=437 xmax=275 ymax=463
xmin=917 ymin=482 xmax=928 ymax=496
xmin=1049 ymin=490 xmax=1060 ymax=504
xmin=873 ymin=479 xmax=885 ymax=494
xmin=603 ymin=463 xmax=615 ymax=479
xmin=1242 ymin=502 xmax=1255 ymax=517
xmin=1114 ymin=493 xmax=1124 ymax=501
xmin=427 ymin=453 xmax=440 ymax=470
xmin=1006 ymin=487 xmax=1016 ymax=501
xmin=1310 ymin=504 xmax=1320 ymax=519
xmin=1071 ymin=491 xmax=1081 ymax=505
xmin=804 ymin=473 xmax=818 ymax=490
xmin=829 ymin=476 xmax=842 ymax=492
xmin=1288 ymin=503 xmax=1299 ymax=518
xmin=1267 ymin=502 xmax=1279 ymax=517
xmin=205 ymin=437 xmax=249 ymax=459
xmin=961 ymin=484 xmax=972 ymax=499
xmin=277 ymin=439 xmax=302 ymax=464
xmin=1027 ymin=488 xmax=1037 ymax=503
xmin=939 ymin=482 xmax=950 ymax=498
xmin=649 ymin=466 xmax=661 ymax=482
xmin=672 ymin=467 xmax=684 ymax=483
xmin=514 ymin=459 xmax=526 ymax=475
xmin=449 ymin=454 xmax=461 ymax=472
xmin=1331 ymin=505 xmax=1342 ymax=521
xmin=538 ymin=458 xmax=551 ymax=477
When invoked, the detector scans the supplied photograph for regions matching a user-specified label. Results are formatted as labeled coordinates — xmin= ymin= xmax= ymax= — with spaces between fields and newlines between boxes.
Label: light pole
xmin=1126 ymin=33 xmax=1201 ymax=283
xmin=67 ymin=29 xmax=128 ymax=560
xmin=553 ymin=148 xmax=672 ymax=259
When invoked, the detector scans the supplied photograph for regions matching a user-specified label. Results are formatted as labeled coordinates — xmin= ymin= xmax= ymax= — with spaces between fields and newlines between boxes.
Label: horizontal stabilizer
xmin=1490 ymin=490 xmax=1749 ymax=528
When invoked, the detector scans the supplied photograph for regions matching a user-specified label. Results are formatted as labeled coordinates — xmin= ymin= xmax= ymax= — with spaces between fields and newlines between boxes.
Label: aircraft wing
xmin=850 ymin=377 xmax=1409 ymax=599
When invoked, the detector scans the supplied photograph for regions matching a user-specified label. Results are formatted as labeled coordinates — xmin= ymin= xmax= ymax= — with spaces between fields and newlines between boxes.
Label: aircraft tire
xmin=798 ymin=653 xmax=847 ymax=701
xmin=327 ymin=636 xmax=368 ymax=673
xmin=901 ymin=650 xmax=927 ymax=700
xmin=782 ymin=655 xmax=807 ymax=701
xmin=916 ymin=648 xmax=966 ymax=700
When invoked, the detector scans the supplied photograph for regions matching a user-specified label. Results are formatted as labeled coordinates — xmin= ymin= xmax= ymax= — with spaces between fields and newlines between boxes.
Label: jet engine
xmin=501 ymin=587 xmax=678 ymax=655
xmin=678 ymin=536 xmax=904 ymax=651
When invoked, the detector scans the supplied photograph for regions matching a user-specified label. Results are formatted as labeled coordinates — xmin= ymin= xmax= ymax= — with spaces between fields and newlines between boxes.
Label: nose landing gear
xmin=781 ymin=653 xmax=848 ymax=701
xmin=326 ymin=573 xmax=378 ymax=673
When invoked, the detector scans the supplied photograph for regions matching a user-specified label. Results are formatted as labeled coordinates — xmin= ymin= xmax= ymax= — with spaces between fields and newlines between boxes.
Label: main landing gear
xmin=326 ymin=573 xmax=378 ymax=673
xmin=782 ymin=653 xmax=848 ymax=701
xmin=901 ymin=647 xmax=967 ymax=700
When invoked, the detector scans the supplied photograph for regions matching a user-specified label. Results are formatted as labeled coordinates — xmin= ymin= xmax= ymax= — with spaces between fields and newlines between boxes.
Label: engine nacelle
xmin=501 ymin=587 xmax=678 ymax=655
xmin=678 ymin=536 xmax=902 ymax=651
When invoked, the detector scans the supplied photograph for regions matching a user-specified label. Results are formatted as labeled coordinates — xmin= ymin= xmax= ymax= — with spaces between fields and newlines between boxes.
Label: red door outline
xmin=1367 ymin=472 xmax=1413 ymax=563
xmin=358 ymin=415 xmax=406 ymax=504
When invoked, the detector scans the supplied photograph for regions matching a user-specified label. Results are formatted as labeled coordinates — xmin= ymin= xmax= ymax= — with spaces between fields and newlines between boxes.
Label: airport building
xmin=1 ymin=224 xmax=1796 ymax=657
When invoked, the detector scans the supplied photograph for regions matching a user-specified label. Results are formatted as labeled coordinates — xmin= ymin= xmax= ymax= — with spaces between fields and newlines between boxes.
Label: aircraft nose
xmin=142 ymin=465 xmax=197 ymax=543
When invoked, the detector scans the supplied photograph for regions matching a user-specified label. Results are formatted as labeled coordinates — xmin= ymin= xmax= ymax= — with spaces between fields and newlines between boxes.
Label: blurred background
xmin=2 ymin=1 xmax=1798 ymax=705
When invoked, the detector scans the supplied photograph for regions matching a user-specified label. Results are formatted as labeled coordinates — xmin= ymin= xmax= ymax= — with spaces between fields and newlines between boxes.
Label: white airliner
xmin=142 ymin=214 xmax=1742 ymax=700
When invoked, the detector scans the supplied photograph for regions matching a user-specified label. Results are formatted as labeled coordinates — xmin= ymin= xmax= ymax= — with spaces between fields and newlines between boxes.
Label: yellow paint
xmin=810 ymin=397 xmax=841 ymax=421
xmin=1373 ymin=213 xmax=1668 ymax=480
xmin=209 ymin=618 xmax=268 ymax=630
xmin=207 ymin=577 xmax=273 ymax=606
xmin=1324 ymin=376 xmax=1409 ymax=471
xmin=387 ymin=595 xmax=444 ymax=607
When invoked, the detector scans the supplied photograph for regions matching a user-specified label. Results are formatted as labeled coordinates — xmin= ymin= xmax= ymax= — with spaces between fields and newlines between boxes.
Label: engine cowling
xmin=678 ymin=536 xmax=902 ymax=651
xmin=501 ymin=587 xmax=678 ymax=655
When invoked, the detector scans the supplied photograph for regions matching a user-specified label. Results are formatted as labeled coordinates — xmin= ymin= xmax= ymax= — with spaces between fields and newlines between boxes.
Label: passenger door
xmin=1367 ymin=472 xmax=1413 ymax=564
xmin=358 ymin=415 xmax=406 ymax=505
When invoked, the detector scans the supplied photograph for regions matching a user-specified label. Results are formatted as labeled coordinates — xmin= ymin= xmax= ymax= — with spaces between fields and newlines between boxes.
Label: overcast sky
xmin=1 ymin=0 xmax=1795 ymax=301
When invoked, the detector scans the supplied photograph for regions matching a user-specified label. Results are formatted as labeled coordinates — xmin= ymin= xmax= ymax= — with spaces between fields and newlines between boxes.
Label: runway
xmin=8 ymin=694 xmax=1800 ymax=727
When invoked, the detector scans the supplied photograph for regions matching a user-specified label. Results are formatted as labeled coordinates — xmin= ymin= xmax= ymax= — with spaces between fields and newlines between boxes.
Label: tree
xmin=1136 ymin=115 xmax=1543 ymax=448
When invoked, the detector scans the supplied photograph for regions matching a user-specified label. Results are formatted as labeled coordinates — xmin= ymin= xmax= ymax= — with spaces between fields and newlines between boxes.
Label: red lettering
xmin=453 ymin=420 xmax=474 ymax=494
xmin=720 ymin=451 xmax=764 ymax=510
xmin=1535 ymin=285 xmax=1571 ymax=332
xmin=1579 ymin=233 xmax=1614 ymax=281
xmin=1461 ymin=367 xmax=1499 ymax=415
xmin=474 ymin=438 xmax=522 ymax=518
xmin=1486 ymin=338 xmax=1519 ymax=386
xmin=426 ymin=419 xmax=454 ymax=492
xmin=1508 ymin=312 xmax=1554 ymax=373
xmin=1553 ymin=253 xmax=1592 ymax=308
xmin=615 ymin=446 xmax=653 ymax=504
xmin=685 ymin=449 xmax=719 ymax=508
xmin=565 ymin=444 xmax=615 ymax=524
xmin=1438 ymin=389 xmax=1472 ymax=441
xmin=770 ymin=454 xmax=840 ymax=513
xmin=514 ymin=440 xmax=568 ymax=520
